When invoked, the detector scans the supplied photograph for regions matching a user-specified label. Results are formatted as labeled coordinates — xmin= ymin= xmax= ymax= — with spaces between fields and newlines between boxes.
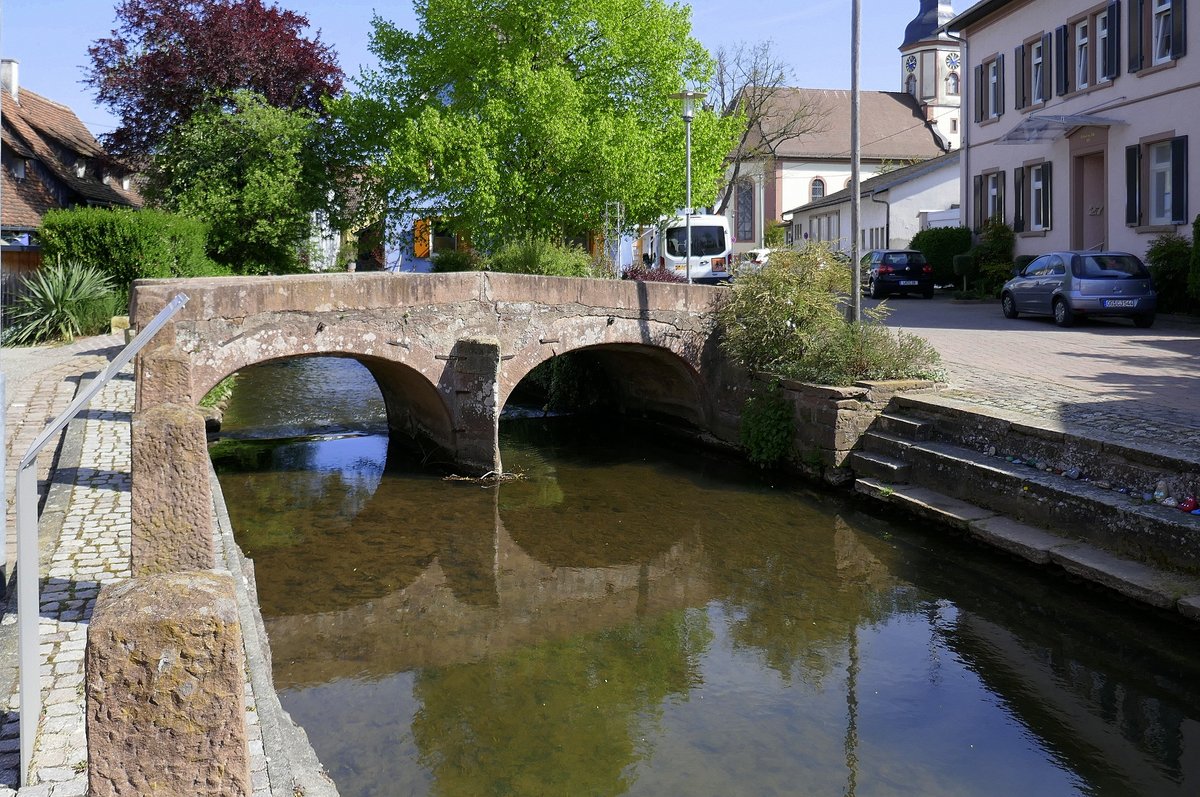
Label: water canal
xmin=210 ymin=357 xmax=1200 ymax=797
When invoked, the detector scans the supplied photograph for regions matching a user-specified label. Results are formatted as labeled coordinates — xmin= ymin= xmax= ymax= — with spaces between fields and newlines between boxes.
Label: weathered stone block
xmin=87 ymin=572 xmax=249 ymax=797
xmin=136 ymin=344 xmax=192 ymax=411
xmin=132 ymin=404 xmax=214 ymax=575
xmin=450 ymin=337 xmax=502 ymax=474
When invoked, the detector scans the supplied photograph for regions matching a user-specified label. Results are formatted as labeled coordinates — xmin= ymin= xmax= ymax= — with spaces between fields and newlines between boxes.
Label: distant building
xmin=945 ymin=0 xmax=1196 ymax=256
xmin=721 ymin=0 xmax=961 ymax=252
xmin=0 ymin=59 xmax=142 ymax=245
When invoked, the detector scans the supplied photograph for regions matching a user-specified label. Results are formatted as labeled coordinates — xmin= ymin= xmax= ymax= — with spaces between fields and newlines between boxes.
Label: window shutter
xmin=1172 ymin=0 xmax=1187 ymax=58
xmin=1041 ymin=32 xmax=1054 ymax=100
xmin=1171 ymin=136 xmax=1188 ymax=223
xmin=1014 ymin=46 xmax=1028 ymax=109
xmin=1043 ymin=162 xmax=1053 ymax=230
xmin=974 ymin=64 xmax=984 ymax=122
xmin=973 ymin=174 xmax=984 ymax=230
xmin=998 ymin=171 xmax=1006 ymax=223
xmin=413 ymin=218 xmax=431 ymax=259
xmin=1013 ymin=167 xmax=1026 ymax=232
xmin=1106 ymin=2 xmax=1122 ymax=78
xmin=1125 ymin=145 xmax=1141 ymax=225
xmin=1056 ymin=26 xmax=1071 ymax=95
xmin=1129 ymin=0 xmax=1144 ymax=72
xmin=997 ymin=53 xmax=1006 ymax=116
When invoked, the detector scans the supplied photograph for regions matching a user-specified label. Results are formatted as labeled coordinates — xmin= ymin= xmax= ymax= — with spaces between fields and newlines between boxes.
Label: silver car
xmin=1000 ymin=251 xmax=1157 ymax=328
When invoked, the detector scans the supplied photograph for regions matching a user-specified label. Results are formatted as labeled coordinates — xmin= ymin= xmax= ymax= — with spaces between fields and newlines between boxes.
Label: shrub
xmin=717 ymin=244 xmax=942 ymax=385
xmin=1146 ymin=232 xmax=1193 ymax=313
xmin=622 ymin=262 xmax=686 ymax=283
xmin=431 ymin=249 xmax=483 ymax=272
xmin=7 ymin=261 xmax=118 ymax=344
xmin=486 ymin=239 xmax=598 ymax=277
xmin=908 ymin=226 xmax=971 ymax=285
xmin=952 ymin=253 xmax=978 ymax=286
xmin=740 ymin=382 xmax=794 ymax=467
xmin=970 ymin=218 xmax=1016 ymax=296
xmin=38 ymin=207 xmax=222 ymax=295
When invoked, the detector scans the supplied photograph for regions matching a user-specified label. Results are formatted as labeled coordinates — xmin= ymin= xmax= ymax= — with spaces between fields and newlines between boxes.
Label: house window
xmin=735 ymin=179 xmax=754 ymax=241
xmin=1076 ymin=20 xmax=1090 ymax=89
xmin=950 ymin=118 xmax=959 ymax=133
xmin=11 ymin=159 xmax=25 ymax=179
xmin=1016 ymin=34 xmax=1052 ymax=107
xmin=1097 ymin=9 xmax=1113 ymax=81
xmin=1131 ymin=0 xmax=1186 ymax=71
xmin=946 ymin=72 xmax=960 ymax=96
xmin=1031 ymin=38 xmax=1046 ymax=101
xmin=811 ymin=178 xmax=826 ymax=201
xmin=1126 ymin=136 xmax=1189 ymax=226
xmin=972 ymin=170 xmax=1006 ymax=229
xmin=988 ymin=58 xmax=1002 ymax=116
xmin=1015 ymin=162 xmax=1053 ymax=232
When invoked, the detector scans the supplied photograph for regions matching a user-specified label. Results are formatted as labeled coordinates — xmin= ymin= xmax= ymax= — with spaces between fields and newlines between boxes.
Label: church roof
xmin=751 ymin=88 xmax=949 ymax=162
xmin=902 ymin=0 xmax=956 ymax=49
xmin=783 ymin=150 xmax=960 ymax=217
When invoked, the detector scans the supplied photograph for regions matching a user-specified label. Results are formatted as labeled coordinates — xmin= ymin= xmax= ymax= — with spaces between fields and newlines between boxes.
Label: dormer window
xmin=74 ymin=160 xmax=87 ymax=178
xmin=121 ymin=176 xmax=131 ymax=191
xmin=11 ymin=159 xmax=25 ymax=179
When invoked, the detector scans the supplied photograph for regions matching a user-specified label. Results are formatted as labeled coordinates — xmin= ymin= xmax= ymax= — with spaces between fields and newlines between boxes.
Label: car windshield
xmin=666 ymin=225 xmax=727 ymax=257
xmin=1073 ymin=254 xmax=1150 ymax=279
xmin=882 ymin=252 xmax=926 ymax=266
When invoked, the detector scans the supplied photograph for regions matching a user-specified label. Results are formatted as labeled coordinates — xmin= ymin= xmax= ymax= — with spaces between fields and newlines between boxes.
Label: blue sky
xmin=2 ymin=0 xmax=970 ymax=137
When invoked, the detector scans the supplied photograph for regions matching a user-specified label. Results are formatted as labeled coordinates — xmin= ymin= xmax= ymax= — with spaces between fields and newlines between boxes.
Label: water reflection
xmin=213 ymin=357 xmax=1200 ymax=797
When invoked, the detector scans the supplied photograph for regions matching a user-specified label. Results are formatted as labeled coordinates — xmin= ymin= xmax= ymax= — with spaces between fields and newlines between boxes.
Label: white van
xmin=651 ymin=214 xmax=733 ymax=284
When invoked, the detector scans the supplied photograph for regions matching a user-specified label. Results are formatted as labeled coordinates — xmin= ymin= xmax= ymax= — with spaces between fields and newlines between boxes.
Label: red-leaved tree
xmin=86 ymin=0 xmax=343 ymax=160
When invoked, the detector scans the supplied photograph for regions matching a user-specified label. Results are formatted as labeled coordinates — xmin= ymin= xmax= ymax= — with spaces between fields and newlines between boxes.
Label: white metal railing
xmin=14 ymin=293 xmax=188 ymax=784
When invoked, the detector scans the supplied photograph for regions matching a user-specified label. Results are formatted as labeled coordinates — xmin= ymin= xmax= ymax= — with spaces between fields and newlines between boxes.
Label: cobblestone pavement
xmin=877 ymin=295 xmax=1200 ymax=450
xmin=0 ymin=340 xmax=269 ymax=795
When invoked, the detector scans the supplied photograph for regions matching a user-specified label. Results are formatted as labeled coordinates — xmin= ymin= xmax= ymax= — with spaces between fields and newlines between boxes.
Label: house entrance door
xmin=1069 ymin=126 xmax=1109 ymax=251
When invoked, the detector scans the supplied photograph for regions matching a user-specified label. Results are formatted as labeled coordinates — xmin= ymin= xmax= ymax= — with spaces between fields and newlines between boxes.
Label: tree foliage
xmin=144 ymin=91 xmax=324 ymax=274
xmin=86 ymin=0 xmax=343 ymax=159
xmin=327 ymin=0 xmax=740 ymax=249
xmin=711 ymin=41 xmax=826 ymax=216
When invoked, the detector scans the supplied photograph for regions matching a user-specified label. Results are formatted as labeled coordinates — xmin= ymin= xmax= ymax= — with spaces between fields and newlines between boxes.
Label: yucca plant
xmin=7 ymin=261 xmax=117 ymax=344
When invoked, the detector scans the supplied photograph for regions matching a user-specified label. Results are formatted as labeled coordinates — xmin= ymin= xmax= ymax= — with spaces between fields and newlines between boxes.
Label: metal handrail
xmin=15 ymin=293 xmax=188 ymax=784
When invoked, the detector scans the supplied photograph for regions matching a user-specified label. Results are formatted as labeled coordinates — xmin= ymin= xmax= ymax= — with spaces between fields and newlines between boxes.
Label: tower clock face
xmin=946 ymin=53 xmax=961 ymax=71
xmin=905 ymin=55 xmax=918 ymax=73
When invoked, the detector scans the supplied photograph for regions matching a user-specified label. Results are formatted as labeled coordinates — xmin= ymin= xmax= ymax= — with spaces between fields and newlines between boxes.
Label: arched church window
xmin=946 ymin=71 xmax=960 ymax=96
xmin=811 ymin=178 xmax=825 ymax=201
xmin=906 ymin=75 xmax=917 ymax=96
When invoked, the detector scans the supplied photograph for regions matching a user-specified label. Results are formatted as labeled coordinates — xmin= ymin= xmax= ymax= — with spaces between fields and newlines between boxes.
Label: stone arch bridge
xmin=131 ymin=271 xmax=743 ymax=476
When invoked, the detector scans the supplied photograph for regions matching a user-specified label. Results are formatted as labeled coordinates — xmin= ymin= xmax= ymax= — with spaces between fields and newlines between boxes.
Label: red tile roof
xmin=1 ymin=85 xmax=141 ymax=231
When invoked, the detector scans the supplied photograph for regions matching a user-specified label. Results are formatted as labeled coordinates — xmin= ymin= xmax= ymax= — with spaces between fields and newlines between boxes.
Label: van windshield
xmin=666 ymin=225 xmax=727 ymax=257
xmin=1073 ymin=254 xmax=1151 ymax=279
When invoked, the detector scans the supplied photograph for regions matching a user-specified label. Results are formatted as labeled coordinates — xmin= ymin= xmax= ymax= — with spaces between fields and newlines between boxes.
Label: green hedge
xmin=908 ymin=225 xmax=971 ymax=285
xmin=38 ymin=207 xmax=223 ymax=291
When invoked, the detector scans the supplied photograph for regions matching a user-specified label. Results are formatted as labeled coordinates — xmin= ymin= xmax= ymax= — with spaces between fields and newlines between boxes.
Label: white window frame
xmin=987 ymin=173 xmax=1002 ymax=219
xmin=987 ymin=60 xmax=1001 ymax=118
xmin=1076 ymin=20 xmax=1090 ymax=89
xmin=1030 ymin=164 xmax=1046 ymax=230
xmin=1031 ymin=39 xmax=1045 ymax=102
xmin=1096 ymin=10 xmax=1111 ymax=83
xmin=1153 ymin=0 xmax=1174 ymax=65
xmin=1149 ymin=141 xmax=1174 ymax=224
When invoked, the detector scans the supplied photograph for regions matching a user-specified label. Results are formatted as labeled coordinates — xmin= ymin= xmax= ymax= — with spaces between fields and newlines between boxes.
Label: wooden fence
xmin=1 ymin=247 xmax=43 ymax=306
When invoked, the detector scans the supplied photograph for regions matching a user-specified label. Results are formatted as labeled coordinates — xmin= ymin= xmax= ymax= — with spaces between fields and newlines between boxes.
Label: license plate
xmin=899 ymin=280 xmax=918 ymax=286
xmin=1103 ymin=299 xmax=1136 ymax=308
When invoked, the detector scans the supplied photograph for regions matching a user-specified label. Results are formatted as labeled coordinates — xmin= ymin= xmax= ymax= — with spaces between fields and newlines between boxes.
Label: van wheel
xmin=1053 ymin=298 xmax=1075 ymax=327
xmin=1001 ymin=292 xmax=1019 ymax=318
xmin=1133 ymin=313 xmax=1156 ymax=328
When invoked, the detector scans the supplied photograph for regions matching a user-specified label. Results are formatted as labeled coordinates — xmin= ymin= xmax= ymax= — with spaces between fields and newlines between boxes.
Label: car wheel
xmin=1133 ymin=313 xmax=1156 ymax=328
xmin=869 ymin=279 xmax=884 ymax=300
xmin=1053 ymin=298 xmax=1075 ymax=327
xmin=1001 ymin=292 xmax=1019 ymax=318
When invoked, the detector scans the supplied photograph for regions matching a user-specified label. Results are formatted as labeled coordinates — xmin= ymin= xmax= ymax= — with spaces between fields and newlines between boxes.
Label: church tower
xmin=900 ymin=0 xmax=961 ymax=150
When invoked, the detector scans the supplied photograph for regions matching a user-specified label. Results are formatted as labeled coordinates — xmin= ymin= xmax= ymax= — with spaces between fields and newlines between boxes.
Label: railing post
xmin=14 ymin=293 xmax=188 ymax=785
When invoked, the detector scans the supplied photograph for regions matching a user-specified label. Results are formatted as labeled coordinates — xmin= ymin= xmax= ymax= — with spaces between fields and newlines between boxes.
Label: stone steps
xmin=855 ymin=477 xmax=1200 ymax=621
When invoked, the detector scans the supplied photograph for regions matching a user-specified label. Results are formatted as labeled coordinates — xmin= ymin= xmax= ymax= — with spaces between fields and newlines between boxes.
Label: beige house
xmin=945 ymin=0 xmax=1195 ymax=256
xmin=723 ymin=0 xmax=960 ymax=252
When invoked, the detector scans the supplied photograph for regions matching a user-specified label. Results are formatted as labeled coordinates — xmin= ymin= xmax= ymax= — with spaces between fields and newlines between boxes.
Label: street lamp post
xmin=671 ymin=90 xmax=705 ymax=285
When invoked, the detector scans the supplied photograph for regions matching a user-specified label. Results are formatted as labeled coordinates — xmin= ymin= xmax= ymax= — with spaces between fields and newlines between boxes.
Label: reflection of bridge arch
xmin=133 ymin=272 xmax=737 ymax=475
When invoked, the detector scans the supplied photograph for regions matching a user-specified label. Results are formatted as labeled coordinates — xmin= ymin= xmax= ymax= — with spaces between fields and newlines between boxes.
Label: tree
xmin=326 ymin=0 xmax=741 ymax=249
xmin=86 ymin=0 xmax=343 ymax=160
xmin=144 ymin=91 xmax=323 ymax=274
xmin=711 ymin=42 xmax=826 ymax=216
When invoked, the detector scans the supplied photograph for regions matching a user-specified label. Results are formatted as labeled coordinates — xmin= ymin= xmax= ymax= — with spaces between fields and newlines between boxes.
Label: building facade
xmin=947 ymin=0 xmax=1195 ymax=257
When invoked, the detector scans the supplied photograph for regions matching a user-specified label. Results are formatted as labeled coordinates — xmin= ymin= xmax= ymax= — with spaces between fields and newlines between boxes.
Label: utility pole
xmin=850 ymin=0 xmax=863 ymax=322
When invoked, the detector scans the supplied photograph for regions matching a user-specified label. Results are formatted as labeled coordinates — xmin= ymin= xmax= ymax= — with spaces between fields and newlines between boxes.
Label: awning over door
xmin=997 ymin=114 xmax=1124 ymax=144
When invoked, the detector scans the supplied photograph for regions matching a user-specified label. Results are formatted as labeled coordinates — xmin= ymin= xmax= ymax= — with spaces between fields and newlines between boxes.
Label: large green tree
xmin=328 ymin=0 xmax=740 ymax=248
xmin=145 ymin=91 xmax=324 ymax=274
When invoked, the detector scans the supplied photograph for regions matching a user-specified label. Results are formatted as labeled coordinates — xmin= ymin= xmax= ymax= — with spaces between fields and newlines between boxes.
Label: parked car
xmin=860 ymin=249 xmax=935 ymax=299
xmin=734 ymin=248 xmax=773 ymax=275
xmin=1000 ymin=251 xmax=1157 ymax=328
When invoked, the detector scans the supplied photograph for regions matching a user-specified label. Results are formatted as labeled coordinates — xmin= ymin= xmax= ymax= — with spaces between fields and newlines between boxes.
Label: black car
xmin=860 ymin=249 xmax=935 ymax=299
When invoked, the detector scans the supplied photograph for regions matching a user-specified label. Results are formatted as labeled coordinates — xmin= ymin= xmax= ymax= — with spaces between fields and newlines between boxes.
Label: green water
xmin=212 ymin=358 xmax=1200 ymax=797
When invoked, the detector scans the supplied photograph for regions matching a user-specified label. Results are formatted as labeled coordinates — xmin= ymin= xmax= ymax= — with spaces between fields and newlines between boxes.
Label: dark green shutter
xmin=973 ymin=174 xmax=984 ymax=230
xmin=1043 ymin=162 xmax=1053 ymax=230
xmin=1125 ymin=145 xmax=1141 ymax=225
xmin=1056 ymin=26 xmax=1071 ymax=95
xmin=997 ymin=171 xmax=1006 ymax=223
xmin=1014 ymin=45 xmax=1027 ymax=109
xmin=1170 ymin=136 xmax=1188 ymax=223
xmin=974 ymin=64 xmax=984 ymax=122
xmin=1013 ymin=167 xmax=1026 ymax=232
xmin=1041 ymin=32 xmax=1054 ymax=100
xmin=1129 ymin=0 xmax=1144 ymax=72
xmin=1172 ymin=0 xmax=1187 ymax=58
xmin=1106 ymin=2 xmax=1122 ymax=79
xmin=997 ymin=53 xmax=1006 ymax=116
